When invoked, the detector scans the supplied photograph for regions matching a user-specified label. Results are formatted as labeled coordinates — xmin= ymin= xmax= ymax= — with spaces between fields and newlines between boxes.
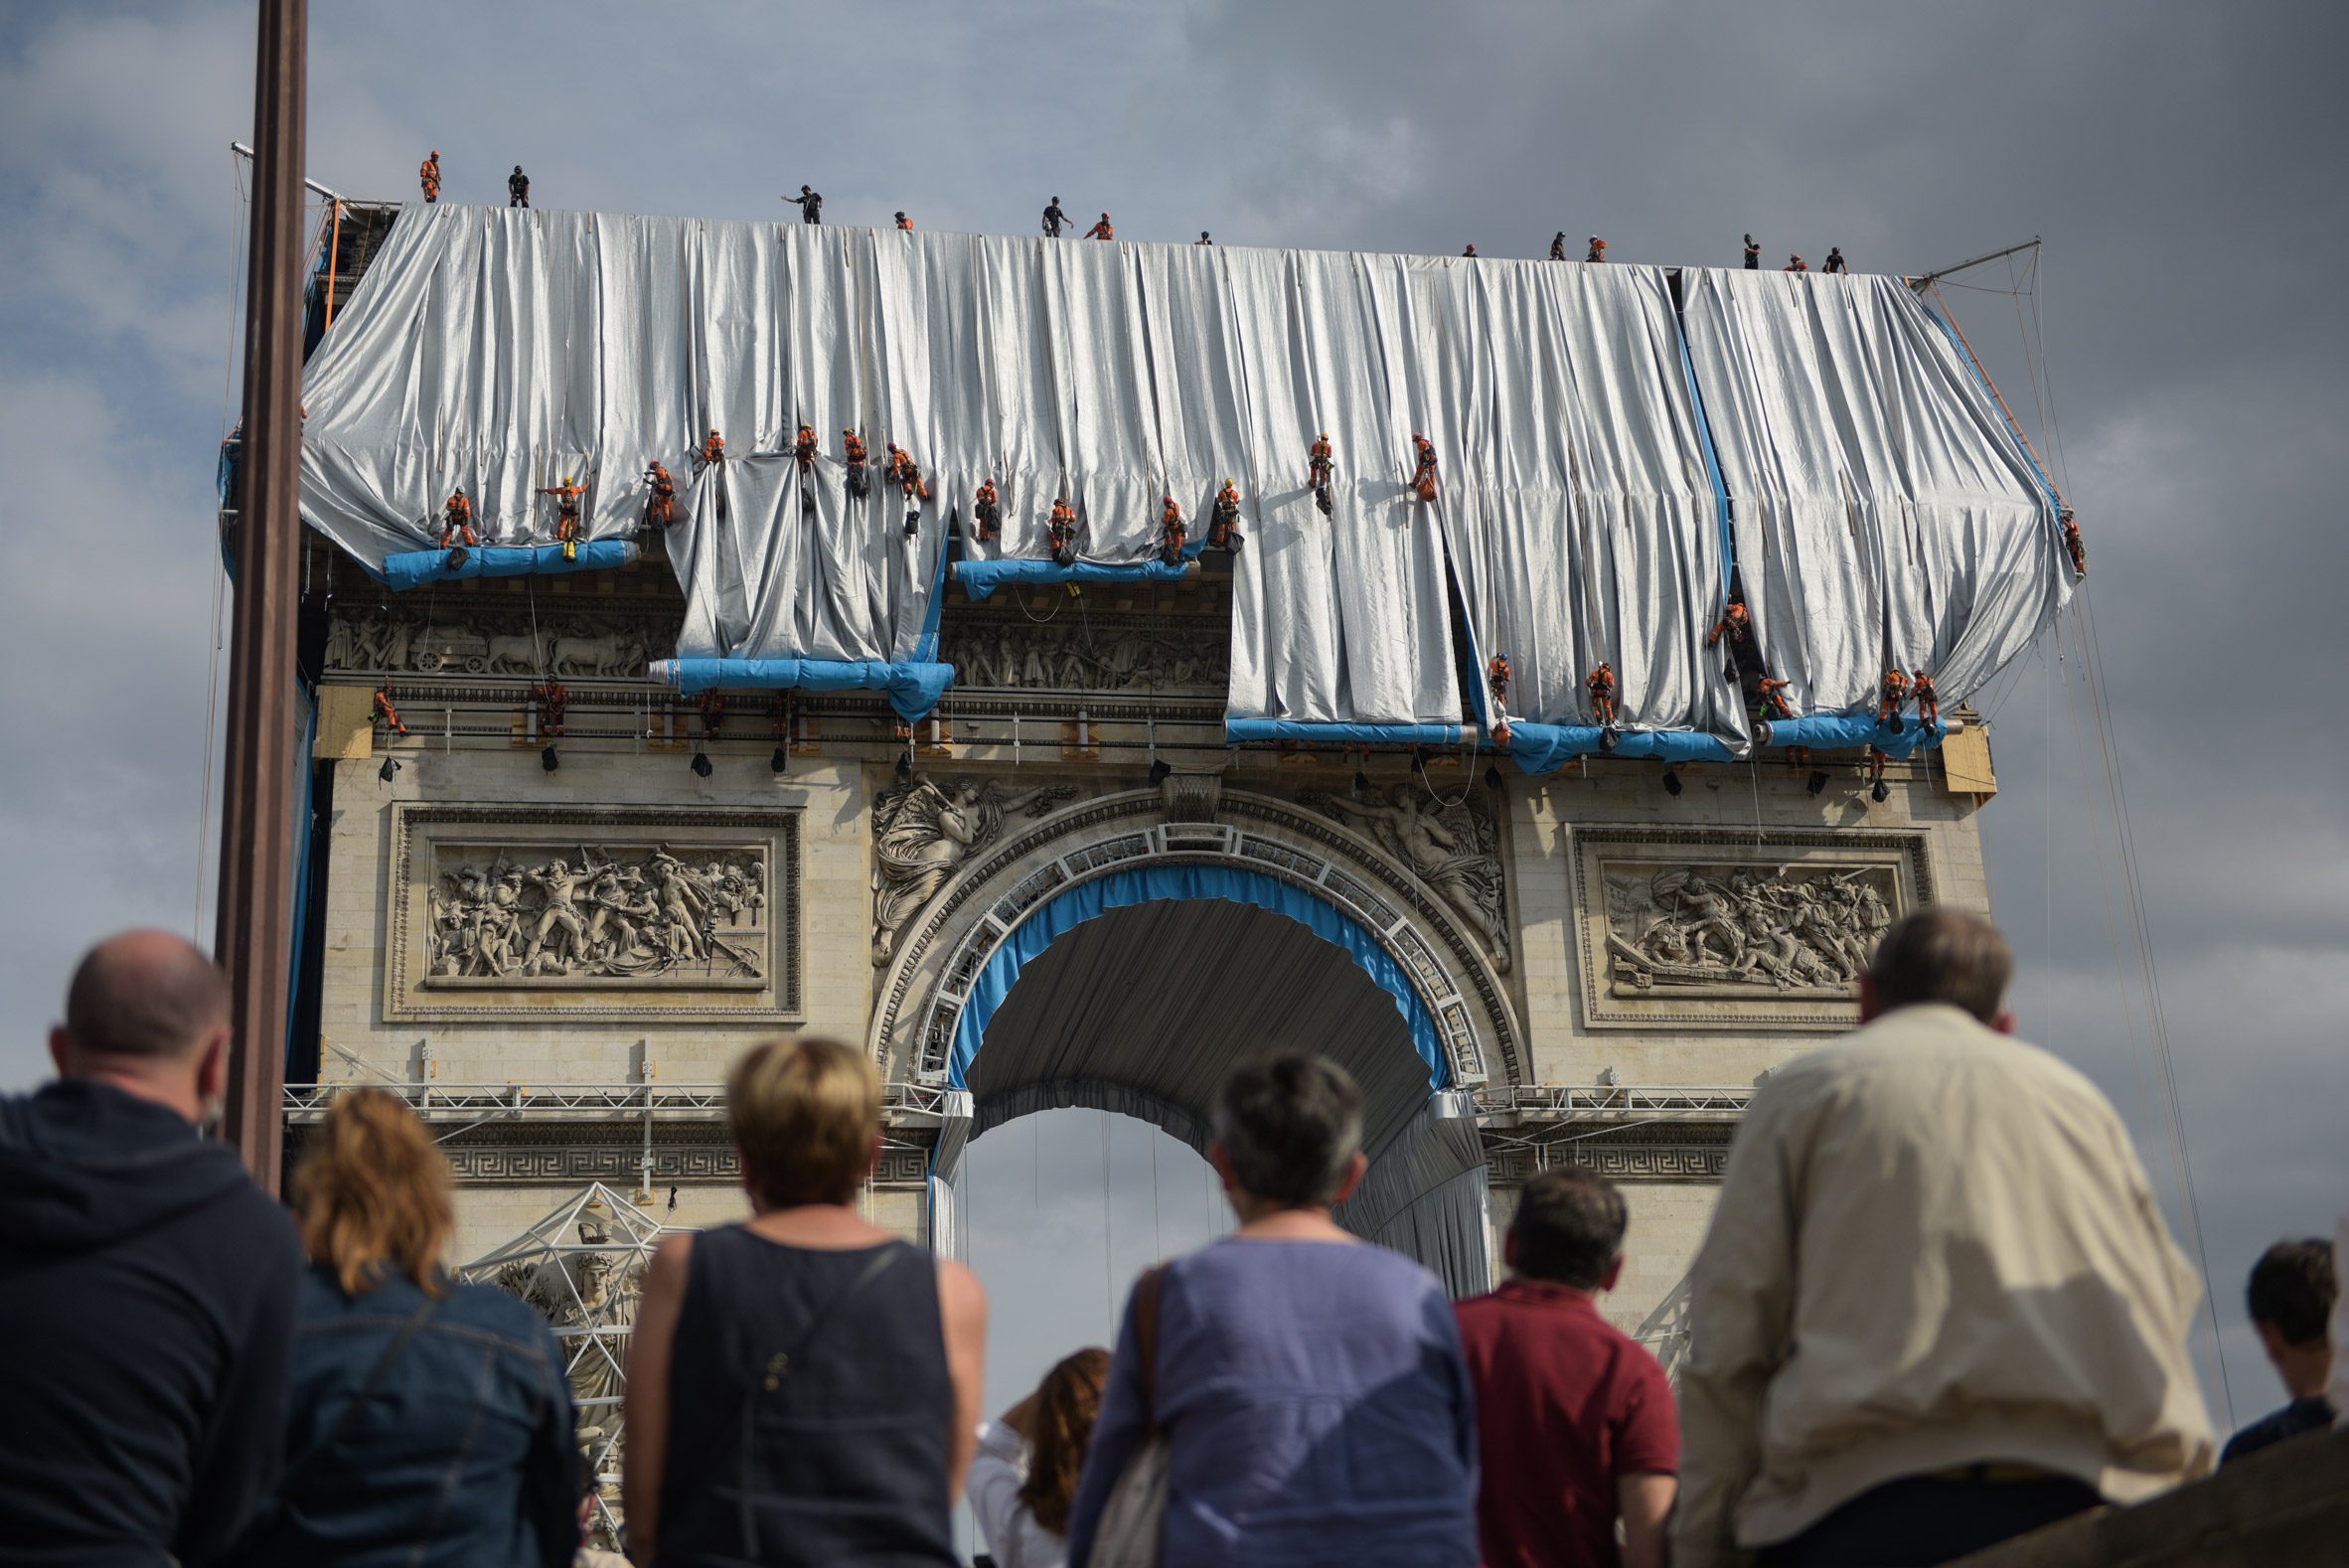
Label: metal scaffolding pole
xmin=215 ymin=0 xmax=308 ymax=1193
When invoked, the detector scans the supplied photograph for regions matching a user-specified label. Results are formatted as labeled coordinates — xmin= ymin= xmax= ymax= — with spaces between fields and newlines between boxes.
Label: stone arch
xmin=869 ymin=784 xmax=1524 ymax=1092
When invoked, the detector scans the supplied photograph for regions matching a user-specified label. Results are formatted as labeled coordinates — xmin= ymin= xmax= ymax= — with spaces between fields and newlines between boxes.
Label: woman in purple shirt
xmin=1066 ymin=1052 xmax=1478 ymax=1567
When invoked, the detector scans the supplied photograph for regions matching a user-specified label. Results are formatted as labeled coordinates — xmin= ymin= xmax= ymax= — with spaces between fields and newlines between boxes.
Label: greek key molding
xmin=385 ymin=803 xmax=802 ymax=1023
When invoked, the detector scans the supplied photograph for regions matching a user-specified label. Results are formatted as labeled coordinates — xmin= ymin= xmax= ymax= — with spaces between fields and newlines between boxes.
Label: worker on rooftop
xmin=1743 ymin=234 xmax=1761 ymax=269
xmin=1550 ymin=233 xmax=1568 ymax=260
xmin=1786 ymin=253 xmax=1807 ymax=272
xmin=1822 ymin=246 xmax=1847 ymax=274
xmin=1042 ymin=197 xmax=1070 ymax=236
xmin=1586 ymin=235 xmax=1607 ymax=262
xmin=1463 ymin=243 xmax=1478 ymax=257
xmin=1196 ymin=232 xmax=1213 ymax=245
xmin=418 ymin=150 xmax=439 ymax=204
xmin=895 ymin=212 xmax=912 ymax=232
xmin=1086 ymin=212 xmax=1114 ymax=240
xmin=784 ymin=185 xmax=823 ymax=225
xmin=508 ymin=166 xmax=529 ymax=209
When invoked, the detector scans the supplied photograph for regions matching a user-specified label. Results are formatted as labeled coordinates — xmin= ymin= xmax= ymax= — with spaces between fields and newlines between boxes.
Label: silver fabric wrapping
xmin=1422 ymin=259 xmax=1743 ymax=739
xmin=1679 ymin=269 xmax=2071 ymax=712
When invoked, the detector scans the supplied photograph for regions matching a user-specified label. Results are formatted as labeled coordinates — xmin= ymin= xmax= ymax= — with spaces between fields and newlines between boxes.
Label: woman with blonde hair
xmin=626 ymin=1036 xmax=987 ymax=1566
xmin=243 ymin=1087 xmax=577 ymax=1568
xmin=969 ymin=1347 xmax=1112 ymax=1568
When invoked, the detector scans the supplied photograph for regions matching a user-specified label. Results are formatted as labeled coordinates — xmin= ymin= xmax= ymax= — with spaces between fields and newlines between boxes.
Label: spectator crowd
xmin=0 ymin=910 xmax=2336 ymax=1567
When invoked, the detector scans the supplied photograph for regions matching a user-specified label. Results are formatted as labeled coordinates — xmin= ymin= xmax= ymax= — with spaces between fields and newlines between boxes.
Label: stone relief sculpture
xmin=1305 ymin=786 xmax=1510 ymax=973
xmin=1601 ymin=865 xmax=1893 ymax=994
xmin=871 ymin=776 xmax=1078 ymax=964
xmin=326 ymin=607 xmax=668 ymax=678
xmin=427 ymin=845 xmax=767 ymax=983
xmin=941 ymin=622 xmax=1227 ymax=693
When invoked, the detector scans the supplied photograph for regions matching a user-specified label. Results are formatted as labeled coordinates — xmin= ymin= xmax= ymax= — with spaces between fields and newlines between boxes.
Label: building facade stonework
xmin=297 ymin=551 xmax=1998 ymax=1336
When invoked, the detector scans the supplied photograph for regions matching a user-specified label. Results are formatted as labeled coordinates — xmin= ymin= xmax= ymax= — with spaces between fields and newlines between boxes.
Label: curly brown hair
xmin=293 ymin=1087 xmax=455 ymax=1298
xmin=1018 ymin=1346 xmax=1112 ymax=1536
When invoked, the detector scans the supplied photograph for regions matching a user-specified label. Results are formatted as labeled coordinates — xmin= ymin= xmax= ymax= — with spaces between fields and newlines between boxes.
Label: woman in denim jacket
xmin=244 ymin=1088 xmax=577 ymax=1568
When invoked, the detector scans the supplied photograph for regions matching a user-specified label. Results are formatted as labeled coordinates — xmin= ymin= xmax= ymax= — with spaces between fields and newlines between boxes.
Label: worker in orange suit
xmin=1786 ymin=253 xmax=1807 ymax=273
xmin=1208 ymin=480 xmax=1243 ymax=550
xmin=538 ymin=475 xmax=588 ymax=559
xmin=974 ymin=478 xmax=1002 ymax=541
xmin=1158 ymin=495 xmax=1187 ymax=565
xmin=1757 ymin=675 xmax=1795 ymax=721
xmin=439 ymin=489 xmax=478 ymax=549
xmin=1086 ymin=213 xmax=1114 ymax=240
xmin=695 ymin=429 xmax=724 ymax=470
xmin=894 ymin=212 xmax=913 ymax=232
xmin=1488 ymin=655 xmax=1513 ymax=744
xmin=418 ymin=150 xmax=440 ymax=204
xmin=1048 ymin=496 xmax=1080 ymax=566
xmin=1309 ymin=433 xmax=1335 ymax=517
xmin=1587 ymin=663 xmax=1619 ymax=728
xmin=1410 ymin=433 xmax=1438 ymax=504
xmin=2061 ymin=507 xmax=2089 ymax=576
xmin=1585 ymin=236 xmax=1607 ymax=262
xmin=842 ymin=429 xmax=870 ymax=499
xmin=1877 ymin=667 xmax=1911 ymax=732
xmin=1911 ymin=669 xmax=1940 ymax=731
xmin=373 ymin=687 xmax=408 ymax=735
xmin=643 ymin=463 xmax=676 ymax=530
xmin=794 ymin=423 xmax=818 ymax=476
xmin=1707 ymin=600 xmax=1752 ymax=648
xmin=531 ymin=680 xmax=568 ymax=737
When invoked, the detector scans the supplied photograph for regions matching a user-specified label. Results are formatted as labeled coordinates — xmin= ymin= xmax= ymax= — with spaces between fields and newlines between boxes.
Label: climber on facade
xmin=1877 ymin=667 xmax=1911 ymax=732
xmin=1048 ymin=495 xmax=1080 ymax=566
xmin=418 ymin=150 xmax=440 ymax=204
xmin=1086 ymin=212 xmax=1115 ymax=240
xmin=1410 ymin=433 xmax=1439 ymax=505
xmin=373 ymin=686 xmax=408 ymax=735
xmin=1707 ymin=599 xmax=1753 ymax=648
xmin=973 ymin=478 xmax=1002 ymax=541
xmin=784 ymin=185 xmax=823 ymax=224
xmin=1309 ymin=433 xmax=1335 ymax=516
xmin=794 ymin=423 xmax=818 ymax=477
xmin=1488 ymin=655 xmax=1513 ymax=745
xmin=531 ymin=680 xmax=568 ymax=737
xmin=1911 ymin=669 xmax=1940 ymax=732
xmin=694 ymin=429 xmax=725 ymax=470
xmin=439 ymin=488 xmax=477 ymax=550
xmin=1158 ymin=495 xmax=1187 ymax=565
xmin=1823 ymin=246 xmax=1847 ymax=274
xmin=1041 ymin=197 xmax=1070 ymax=236
xmin=537 ymin=475 xmax=587 ymax=559
xmin=1756 ymin=675 xmax=1795 ymax=722
xmin=885 ymin=444 xmax=930 ymax=538
xmin=1743 ymin=234 xmax=1761 ymax=269
xmin=1586 ymin=235 xmax=1607 ymax=262
xmin=643 ymin=463 xmax=676 ymax=530
xmin=508 ymin=166 xmax=530 ymax=208
xmin=842 ymin=430 xmax=870 ymax=499
xmin=1208 ymin=480 xmax=1244 ymax=550
xmin=1587 ymin=662 xmax=1620 ymax=746
xmin=2061 ymin=507 xmax=2089 ymax=575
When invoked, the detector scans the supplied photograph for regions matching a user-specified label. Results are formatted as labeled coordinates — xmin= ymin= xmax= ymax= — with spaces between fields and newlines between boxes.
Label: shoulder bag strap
xmin=1132 ymin=1264 xmax=1167 ymax=1438
xmin=280 ymin=1290 xmax=441 ymax=1501
xmin=735 ymin=1243 xmax=909 ymax=1557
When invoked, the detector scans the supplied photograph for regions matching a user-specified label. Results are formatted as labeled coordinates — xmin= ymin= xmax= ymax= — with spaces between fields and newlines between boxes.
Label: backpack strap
xmin=1131 ymin=1265 xmax=1168 ymax=1438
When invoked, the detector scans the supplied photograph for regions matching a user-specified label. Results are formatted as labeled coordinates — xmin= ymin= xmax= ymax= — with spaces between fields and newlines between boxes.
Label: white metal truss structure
xmin=1632 ymin=1272 xmax=1695 ymax=1382
xmin=451 ymin=1182 xmax=674 ymax=1541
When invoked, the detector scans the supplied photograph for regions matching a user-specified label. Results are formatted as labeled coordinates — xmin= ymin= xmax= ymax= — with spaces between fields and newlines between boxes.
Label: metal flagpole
xmin=216 ymin=0 xmax=308 ymax=1193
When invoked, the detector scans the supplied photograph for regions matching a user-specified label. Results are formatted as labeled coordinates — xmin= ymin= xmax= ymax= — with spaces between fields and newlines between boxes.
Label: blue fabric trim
xmin=1224 ymin=718 xmax=1466 ymax=746
xmin=1762 ymin=712 xmax=1943 ymax=758
xmin=1673 ymin=308 xmax=1738 ymax=614
xmin=1505 ymin=722 xmax=1737 ymax=773
xmin=948 ymin=863 xmax=1449 ymax=1090
xmin=651 ymin=656 xmax=956 ymax=723
xmin=382 ymin=540 xmax=639 ymax=593
xmin=956 ymin=556 xmax=1191 ymax=601
xmin=1916 ymin=298 xmax=2065 ymax=516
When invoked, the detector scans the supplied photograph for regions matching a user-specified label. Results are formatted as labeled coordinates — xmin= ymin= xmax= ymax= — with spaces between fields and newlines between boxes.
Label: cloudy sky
xmin=3 ymin=0 xmax=2345 ymax=1434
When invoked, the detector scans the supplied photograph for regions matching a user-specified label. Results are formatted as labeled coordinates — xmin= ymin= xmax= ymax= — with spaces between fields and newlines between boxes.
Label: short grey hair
xmin=1868 ymin=908 xmax=2013 ymax=1023
xmin=1212 ymin=1052 xmax=1364 ymax=1207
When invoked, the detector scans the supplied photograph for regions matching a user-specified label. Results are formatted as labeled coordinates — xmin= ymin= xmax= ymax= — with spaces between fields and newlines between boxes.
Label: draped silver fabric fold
xmin=1678 ymin=270 xmax=2072 ymax=712
xmin=1424 ymin=261 xmax=1742 ymax=740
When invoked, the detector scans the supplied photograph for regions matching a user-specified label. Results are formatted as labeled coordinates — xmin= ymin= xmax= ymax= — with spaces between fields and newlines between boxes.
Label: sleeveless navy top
xmin=655 ymin=1228 xmax=956 ymax=1567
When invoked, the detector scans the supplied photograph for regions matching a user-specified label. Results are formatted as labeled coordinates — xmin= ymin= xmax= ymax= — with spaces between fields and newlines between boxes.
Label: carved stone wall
xmin=938 ymin=610 xmax=1227 ymax=695
xmin=325 ymin=593 xmax=683 ymax=679
xmin=385 ymin=803 xmax=802 ymax=1023
xmin=1570 ymin=827 xmax=1932 ymax=1030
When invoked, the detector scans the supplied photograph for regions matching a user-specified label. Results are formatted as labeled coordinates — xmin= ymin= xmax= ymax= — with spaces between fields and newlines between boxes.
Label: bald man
xmin=0 ymin=931 xmax=303 ymax=1567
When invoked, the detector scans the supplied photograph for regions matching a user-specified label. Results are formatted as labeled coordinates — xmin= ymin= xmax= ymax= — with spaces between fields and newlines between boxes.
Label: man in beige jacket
xmin=1675 ymin=909 xmax=2214 ymax=1567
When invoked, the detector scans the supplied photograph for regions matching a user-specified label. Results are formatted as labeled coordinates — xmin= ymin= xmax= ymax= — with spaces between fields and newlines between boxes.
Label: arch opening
xmin=931 ymin=875 xmax=1492 ymax=1295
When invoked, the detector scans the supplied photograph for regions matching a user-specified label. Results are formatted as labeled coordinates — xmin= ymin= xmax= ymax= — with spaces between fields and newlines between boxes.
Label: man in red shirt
xmin=1456 ymin=1167 xmax=1678 ymax=1568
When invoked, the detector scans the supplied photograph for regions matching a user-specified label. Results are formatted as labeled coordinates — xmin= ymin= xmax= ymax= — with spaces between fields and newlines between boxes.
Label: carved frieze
xmin=870 ymin=774 xmax=1079 ymax=965
xmin=387 ymin=804 xmax=801 ymax=1023
xmin=1571 ymin=828 xmax=1932 ymax=1030
xmin=326 ymin=600 xmax=681 ymax=679
xmin=939 ymin=619 xmax=1227 ymax=694
xmin=1303 ymin=787 xmax=1510 ymax=974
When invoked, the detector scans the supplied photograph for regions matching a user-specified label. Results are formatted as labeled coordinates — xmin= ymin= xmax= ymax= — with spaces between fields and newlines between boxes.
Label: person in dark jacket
xmin=0 ymin=930 xmax=304 ymax=1568
xmin=242 ymin=1087 xmax=577 ymax=1568
xmin=2222 ymin=1238 xmax=2337 ymax=1464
